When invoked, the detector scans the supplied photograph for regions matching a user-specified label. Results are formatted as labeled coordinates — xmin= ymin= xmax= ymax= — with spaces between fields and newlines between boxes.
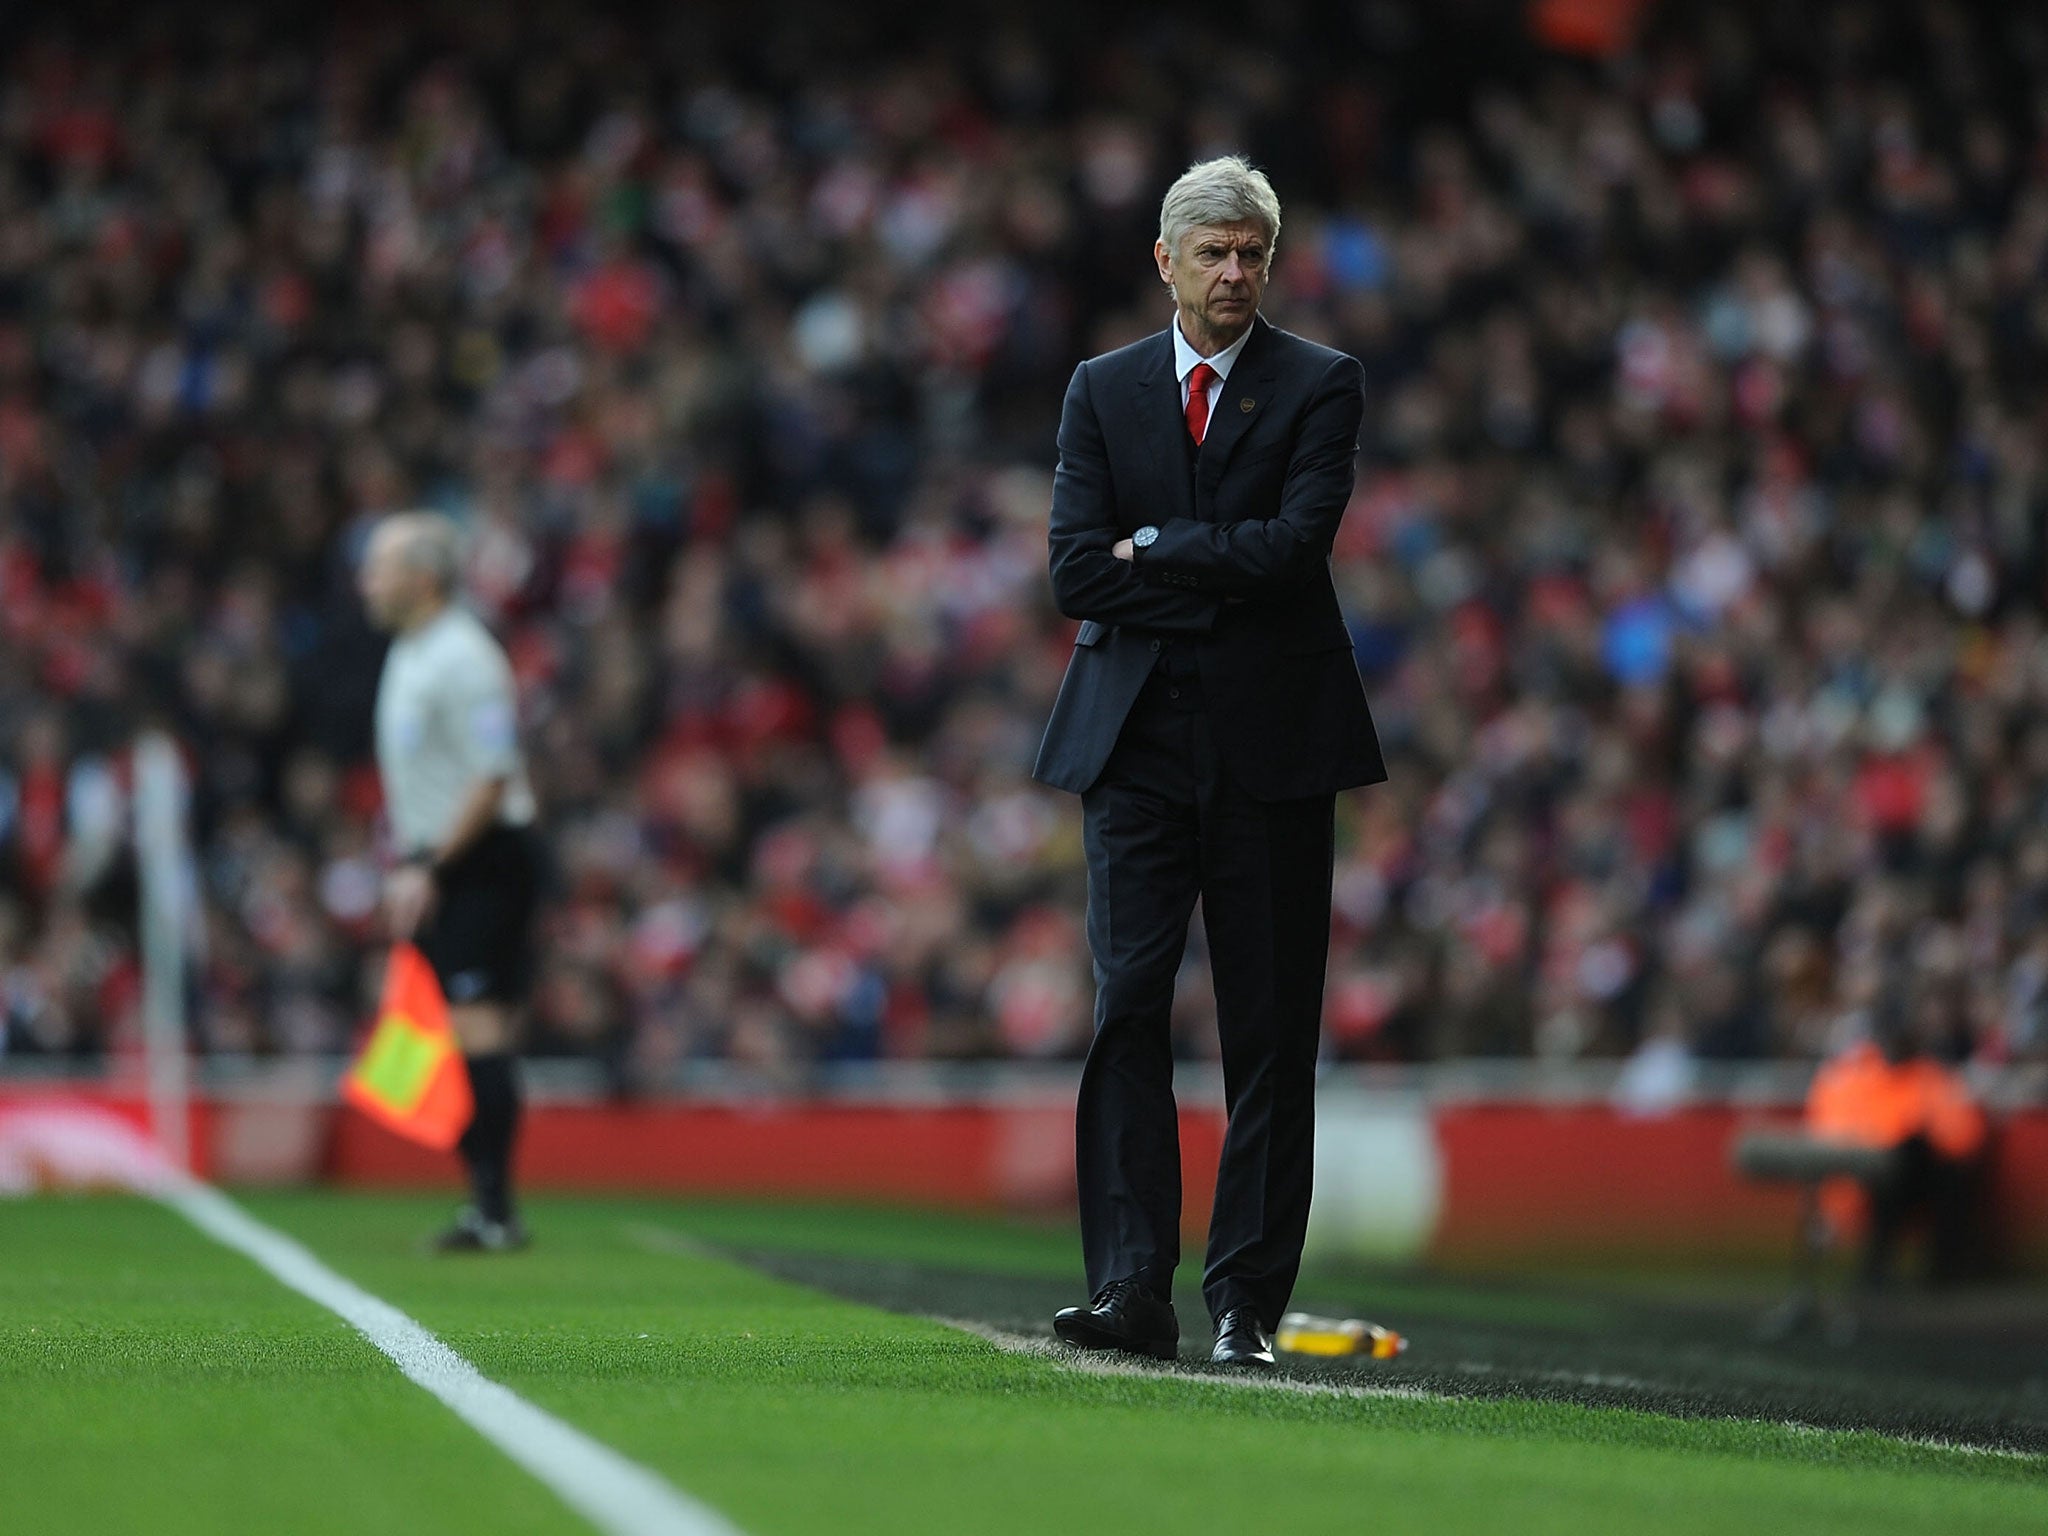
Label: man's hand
xmin=1113 ymin=538 xmax=1135 ymax=561
xmin=384 ymin=863 xmax=438 ymax=941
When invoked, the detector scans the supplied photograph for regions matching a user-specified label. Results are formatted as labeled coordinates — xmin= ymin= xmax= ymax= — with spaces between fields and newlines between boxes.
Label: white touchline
xmin=938 ymin=1317 xmax=2046 ymax=1463
xmin=159 ymin=1179 xmax=746 ymax=1536
xmin=625 ymin=1218 xmax=2048 ymax=1467
xmin=933 ymin=1317 xmax=1438 ymax=1404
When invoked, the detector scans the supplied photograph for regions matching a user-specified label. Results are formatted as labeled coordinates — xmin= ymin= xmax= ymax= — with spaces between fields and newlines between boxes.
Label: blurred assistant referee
xmin=361 ymin=512 xmax=542 ymax=1252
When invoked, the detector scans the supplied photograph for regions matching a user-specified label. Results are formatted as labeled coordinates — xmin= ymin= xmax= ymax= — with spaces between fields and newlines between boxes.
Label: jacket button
xmin=1150 ymin=639 xmax=1162 ymax=652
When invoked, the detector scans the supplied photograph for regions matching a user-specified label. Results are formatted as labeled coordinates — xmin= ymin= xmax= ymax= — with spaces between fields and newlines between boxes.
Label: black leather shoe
xmin=1211 ymin=1307 xmax=1275 ymax=1368
xmin=1053 ymin=1279 xmax=1179 ymax=1360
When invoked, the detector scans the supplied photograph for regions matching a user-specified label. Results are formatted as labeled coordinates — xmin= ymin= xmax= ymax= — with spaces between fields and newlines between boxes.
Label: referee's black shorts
xmin=414 ymin=823 xmax=542 ymax=1008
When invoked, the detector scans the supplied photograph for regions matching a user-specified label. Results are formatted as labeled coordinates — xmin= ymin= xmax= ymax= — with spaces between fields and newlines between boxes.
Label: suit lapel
xmin=1133 ymin=329 xmax=1197 ymax=525
xmin=1193 ymin=315 xmax=1275 ymax=513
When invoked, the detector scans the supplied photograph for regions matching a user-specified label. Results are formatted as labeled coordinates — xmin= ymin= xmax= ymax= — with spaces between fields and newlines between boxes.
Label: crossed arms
xmin=1046 ymin=351 xmax=1365 ymax=630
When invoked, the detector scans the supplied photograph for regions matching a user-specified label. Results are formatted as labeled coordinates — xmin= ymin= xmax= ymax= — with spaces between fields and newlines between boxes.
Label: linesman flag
xmin=344 ymin=944 xmax=473 ymax=1150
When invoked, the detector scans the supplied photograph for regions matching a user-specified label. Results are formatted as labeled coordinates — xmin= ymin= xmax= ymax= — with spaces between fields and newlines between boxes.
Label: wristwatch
xmin=1133 ymin=525 xmax=1160 ymax=549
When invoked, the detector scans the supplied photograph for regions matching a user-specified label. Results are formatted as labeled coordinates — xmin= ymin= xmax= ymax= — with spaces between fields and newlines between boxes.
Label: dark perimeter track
xmin=733 ymin=1247 xmax=2048 ymax=1457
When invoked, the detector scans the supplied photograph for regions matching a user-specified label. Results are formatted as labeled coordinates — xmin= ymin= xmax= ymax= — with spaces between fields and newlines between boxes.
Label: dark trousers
xmin=1862 ymin=1134 xmax=1985 ymax=1286
xmin=1077 ymin=660 xmax=1335 ymax=1330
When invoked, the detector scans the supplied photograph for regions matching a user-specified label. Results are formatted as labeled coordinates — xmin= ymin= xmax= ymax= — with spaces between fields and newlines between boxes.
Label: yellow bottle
xmin=1275 ymin=1312 xmax=1407 ymax=1360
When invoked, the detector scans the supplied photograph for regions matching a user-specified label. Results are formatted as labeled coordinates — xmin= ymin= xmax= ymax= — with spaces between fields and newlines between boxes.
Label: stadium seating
xmin=0 ymin=2 xmax=2041 ymax=1080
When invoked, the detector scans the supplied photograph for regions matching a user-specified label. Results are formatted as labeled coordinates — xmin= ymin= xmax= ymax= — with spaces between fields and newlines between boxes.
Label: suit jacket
xmin=1032 ymin=314 xmax=1387 ymax=801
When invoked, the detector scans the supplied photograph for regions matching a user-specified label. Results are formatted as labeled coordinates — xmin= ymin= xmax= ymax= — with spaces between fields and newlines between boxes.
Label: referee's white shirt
xmin=374 ymin=604 xmax=536 ymax=854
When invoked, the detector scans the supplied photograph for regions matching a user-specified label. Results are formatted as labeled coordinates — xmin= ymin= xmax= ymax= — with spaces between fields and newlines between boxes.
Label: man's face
xmin=1154 ymin=219 xmax=1269 ymax=349
xmin=358 ymin=526 xmax=418 ymax=632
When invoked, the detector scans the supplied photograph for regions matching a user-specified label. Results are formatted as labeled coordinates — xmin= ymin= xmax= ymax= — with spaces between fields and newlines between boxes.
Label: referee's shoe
xmin=432 ymin=1205 xmax=531 ymax=1254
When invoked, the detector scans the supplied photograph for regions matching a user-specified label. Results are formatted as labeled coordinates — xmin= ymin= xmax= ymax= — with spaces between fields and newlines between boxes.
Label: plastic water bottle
xmin=1275 ymin=1312 xmax=1407 ymax=1359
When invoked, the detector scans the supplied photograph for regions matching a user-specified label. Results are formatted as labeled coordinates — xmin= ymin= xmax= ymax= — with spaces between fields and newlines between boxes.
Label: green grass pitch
xmin=0 ymin=1191 xmax=2041 ymax=1535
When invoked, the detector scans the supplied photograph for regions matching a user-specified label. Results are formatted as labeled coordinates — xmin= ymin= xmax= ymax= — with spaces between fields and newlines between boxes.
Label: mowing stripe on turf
xmin=162 ymin=1180 xmax=746 ymax=1536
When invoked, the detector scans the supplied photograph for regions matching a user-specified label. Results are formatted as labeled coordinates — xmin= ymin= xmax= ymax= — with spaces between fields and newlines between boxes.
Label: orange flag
xmin=1530 ymin=0 xmax=1644 ymax=58
xmin=344 ymin=944 xmax=473 ymax=1151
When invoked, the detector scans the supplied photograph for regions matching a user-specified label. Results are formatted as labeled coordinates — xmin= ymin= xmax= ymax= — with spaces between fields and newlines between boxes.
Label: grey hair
xmin=1158 ymin=156 xmax=1282 ymax=255
xmin=377 ymin=511 xmax=462 ymax=593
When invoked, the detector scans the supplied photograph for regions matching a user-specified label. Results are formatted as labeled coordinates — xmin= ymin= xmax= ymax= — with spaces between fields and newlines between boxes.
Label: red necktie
xmin=1185 ymin=362 xmax=1217 ymax=444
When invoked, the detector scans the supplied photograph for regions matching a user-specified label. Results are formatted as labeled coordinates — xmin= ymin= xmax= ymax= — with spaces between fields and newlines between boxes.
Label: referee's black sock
xmin=458 ymin=1053 xmax=522 ymax=1226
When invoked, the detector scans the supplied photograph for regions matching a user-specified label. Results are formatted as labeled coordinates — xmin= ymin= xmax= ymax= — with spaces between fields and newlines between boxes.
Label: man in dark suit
xmin=1035 ymin=156 xmax=1385 ymax=1368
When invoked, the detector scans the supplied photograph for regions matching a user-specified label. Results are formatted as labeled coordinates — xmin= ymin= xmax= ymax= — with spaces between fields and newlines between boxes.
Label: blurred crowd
xmin=0 ymin=0 xmax=2045 ymax=1080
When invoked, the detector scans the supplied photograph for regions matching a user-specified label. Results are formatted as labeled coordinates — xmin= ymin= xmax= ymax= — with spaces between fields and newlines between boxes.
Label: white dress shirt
xmin=1172 ymin=318 xmax=1256 ymax=441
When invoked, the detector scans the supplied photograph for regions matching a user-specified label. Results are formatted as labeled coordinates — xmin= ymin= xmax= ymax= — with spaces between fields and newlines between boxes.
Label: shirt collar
xmin=398 ymin=601 xmax=461 ymax=646
xmin=1172 ymin=317 xmax=1255 ymax=384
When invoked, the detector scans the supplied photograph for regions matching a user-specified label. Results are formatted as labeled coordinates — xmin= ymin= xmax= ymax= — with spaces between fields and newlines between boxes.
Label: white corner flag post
xmin=133 ymin=731 xmax=193 ymax=1174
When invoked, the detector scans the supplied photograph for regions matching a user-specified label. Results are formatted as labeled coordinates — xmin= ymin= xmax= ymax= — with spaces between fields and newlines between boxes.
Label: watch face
xmin=1134 ymin=525 xmax=1159 ymax=548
